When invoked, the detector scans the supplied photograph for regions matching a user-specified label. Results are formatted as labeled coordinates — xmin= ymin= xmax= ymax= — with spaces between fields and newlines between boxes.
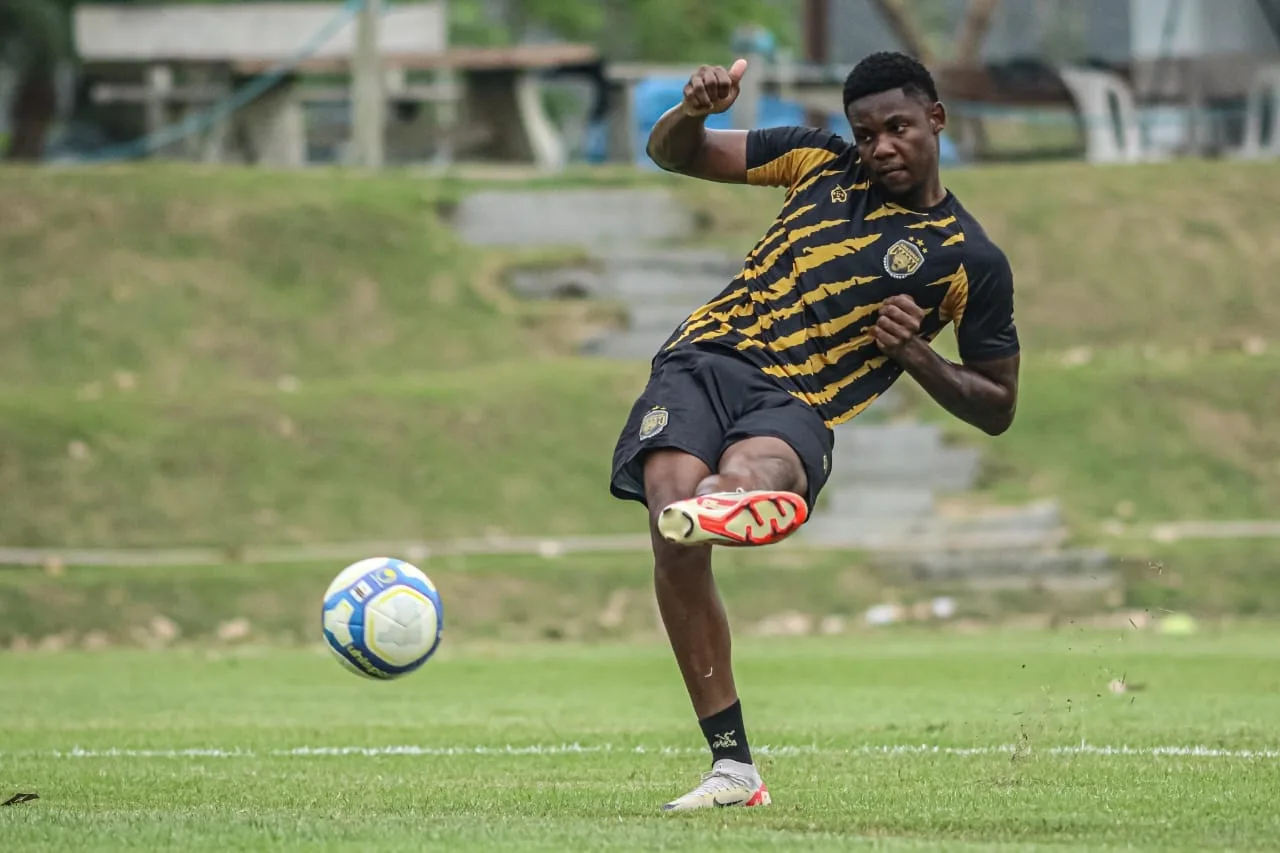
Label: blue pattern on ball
xmin=321 ymin=558 xmax=444 ymax=679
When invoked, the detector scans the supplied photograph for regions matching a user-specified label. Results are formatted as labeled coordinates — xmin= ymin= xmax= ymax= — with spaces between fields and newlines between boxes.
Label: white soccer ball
xmin=321 ymin=557 xmax=444 ymax=680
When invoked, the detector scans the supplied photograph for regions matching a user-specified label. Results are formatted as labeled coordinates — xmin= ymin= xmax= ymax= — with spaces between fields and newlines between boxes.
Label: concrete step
xmin=580 ymin=331 xmax=667 ymax=360
xmin=623 ymin=302 xmax=705 ymax=330
xmin=798 ymin=518 xmax=1067 ymax=552
xmin=833 ymin=421 xmax=947 ymax=457
xmin=504 ymin=248 xmax=743 ymax=303
xmin=827 ymin=448 xmax=981 ymax=492
xmin=506 ymin=264 xmax=604 ymax=300
xmin=863 ymin=385 xmax=911 ymax=416
xmin=802 ymin=499 xmax=1066 ymax=552
xmin=800 ymin=517 xmax=943 ymax=546
xmin=874 ymin=548 xmax=1113 ymax=582
xmin=454 ymin=188 xmax=693 ymax=248
xmin=933 ymin=499 xmax=1063 ymax=535
xmin=597 ymin=248 xmax=743 ymax=283
xmin=819 ymin=486 xmax=936 ymax=519
xmin=608 ymin=273 xmax=734 ymax=303
xmin=594 ymin=246 xmax=743 ymax=272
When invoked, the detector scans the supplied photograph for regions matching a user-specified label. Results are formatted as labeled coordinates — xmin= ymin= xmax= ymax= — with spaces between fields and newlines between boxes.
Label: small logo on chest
xmin=830 ymin=185 xmax=848 ymax=204
xmin=884 ymin=237 xmax=927 ymax=279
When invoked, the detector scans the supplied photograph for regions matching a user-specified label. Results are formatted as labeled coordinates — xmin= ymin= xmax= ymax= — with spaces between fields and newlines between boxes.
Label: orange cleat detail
xmin=657 ymin=489 xmax=809 ymax=546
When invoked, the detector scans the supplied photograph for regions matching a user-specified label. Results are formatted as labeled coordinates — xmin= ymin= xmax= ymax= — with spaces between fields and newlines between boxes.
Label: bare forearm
xmin=646 ymin=106 xmax=708 ymax=172
xmin=893 ymin=340 xmax=1015 ymax=435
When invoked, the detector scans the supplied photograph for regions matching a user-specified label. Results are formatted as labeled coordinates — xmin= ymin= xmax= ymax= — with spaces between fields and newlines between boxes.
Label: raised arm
xmin=647 ymin=60 xmax=850 ymax=191
xmin=646 ymin=60 xmax=751 ymax=183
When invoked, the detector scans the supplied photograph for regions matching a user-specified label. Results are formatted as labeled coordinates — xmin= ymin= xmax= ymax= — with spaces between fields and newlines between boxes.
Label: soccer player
xmin=608 ymin=51 xmax=1021 ymax=811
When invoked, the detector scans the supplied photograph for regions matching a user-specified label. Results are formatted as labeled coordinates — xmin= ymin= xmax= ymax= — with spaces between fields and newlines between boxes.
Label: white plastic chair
xmin=1058 ymin=65 xmax=1146 ymax=164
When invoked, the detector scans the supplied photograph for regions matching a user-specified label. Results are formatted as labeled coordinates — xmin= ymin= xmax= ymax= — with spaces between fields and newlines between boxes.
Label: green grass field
xmin=3 ymin=628 xmax=1279 ymax=851
xmin=6 ymin=115 xmax=1280 ymax=852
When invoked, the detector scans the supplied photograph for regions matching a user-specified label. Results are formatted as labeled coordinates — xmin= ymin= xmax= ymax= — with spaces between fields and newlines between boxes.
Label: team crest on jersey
xmin=830 ymin=185 xmax=848 ymax=204
xmin=884 ymin=238 xmax=927 ymax=279
xmin=638 ymin=406 xmax=669 ymax=440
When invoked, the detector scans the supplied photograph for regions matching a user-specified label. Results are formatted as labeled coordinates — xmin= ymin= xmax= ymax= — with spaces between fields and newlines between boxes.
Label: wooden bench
xmin=73 ymin=3 xmax=600 ymax=169
xmin=74 ymin=1 xmax=448 ymax=166
xmin=233 ymin=44 xmax=604 ymax=169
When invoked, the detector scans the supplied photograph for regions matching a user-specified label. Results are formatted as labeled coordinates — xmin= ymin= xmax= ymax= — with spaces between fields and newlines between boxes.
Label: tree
xmin=0 ymin=0 xmax=70 ymax=160
xmin=448 ymin=0 xmax=800 ymax=63
xmin=953 ymin=0 xmax=1000 ymax=68
xmin=866 ymin=0 xmax=933 ymax=62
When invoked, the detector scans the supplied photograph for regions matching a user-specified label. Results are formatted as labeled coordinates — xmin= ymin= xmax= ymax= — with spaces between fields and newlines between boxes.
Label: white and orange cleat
xmin=657 ymin=489 xmax=808 ymax=547
xmin=661 ymin=759 xmax=771 ymax=812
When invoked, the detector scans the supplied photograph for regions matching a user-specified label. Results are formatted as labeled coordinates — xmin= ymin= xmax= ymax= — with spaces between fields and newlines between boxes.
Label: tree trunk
xmin=5 ymin=74 xmax=58 ymax=161
xmin=867 ymin=0 xmax=933 ymax=64
xmin=954 ymin=0 xmax=1001 ymax=68
xmin=950 ymin=0 xmax=1002 ymax=164
xmin=0 ymin=0 xmax=69 ymax=161
xmin=803 ymin=0 xmax=829 ymax=127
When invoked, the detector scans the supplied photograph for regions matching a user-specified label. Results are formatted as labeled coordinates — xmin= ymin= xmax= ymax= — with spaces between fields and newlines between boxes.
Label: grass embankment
xmin=3 ymin=159 xmax=1280 ymax=620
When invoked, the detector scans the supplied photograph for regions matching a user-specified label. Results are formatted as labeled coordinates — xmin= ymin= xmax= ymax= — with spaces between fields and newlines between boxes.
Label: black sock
xmin=699 ymin=699 xmax=752 ymax=766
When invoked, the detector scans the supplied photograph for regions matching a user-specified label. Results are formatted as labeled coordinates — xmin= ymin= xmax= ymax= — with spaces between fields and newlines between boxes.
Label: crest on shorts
xmin=830 ymin=185 xmax=848 ymax=204
xmin=883 ymin=238 xmax=926 ymax=279
xmin=638 ymin=406 xmax=669 ymax=440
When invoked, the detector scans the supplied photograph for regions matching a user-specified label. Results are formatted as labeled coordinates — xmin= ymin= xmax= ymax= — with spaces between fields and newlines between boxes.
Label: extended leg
xmin=656 ymin=436 xmax=810 ymax=547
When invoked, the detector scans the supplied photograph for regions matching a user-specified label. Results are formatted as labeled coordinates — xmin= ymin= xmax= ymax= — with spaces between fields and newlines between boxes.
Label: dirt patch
xmin=1182 ymin=402 xmax=1260 ymax=470
xmin=1184 ymin=399 xmax=1280 ymax=508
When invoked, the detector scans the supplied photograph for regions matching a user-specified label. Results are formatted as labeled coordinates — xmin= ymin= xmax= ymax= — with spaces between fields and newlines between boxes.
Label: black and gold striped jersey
xmin=661 ymin=125 xmax=1020 ymax=429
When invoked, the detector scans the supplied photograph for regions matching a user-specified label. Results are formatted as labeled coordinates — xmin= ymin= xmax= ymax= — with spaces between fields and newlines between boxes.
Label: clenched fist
xmin=681 ymin=59 xmax=749 ymax=117
xmin=873 ymin=294 xmax=926 ymax=357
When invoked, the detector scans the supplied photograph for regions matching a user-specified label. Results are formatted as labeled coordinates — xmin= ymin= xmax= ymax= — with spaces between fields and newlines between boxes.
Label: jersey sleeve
xmin=953 ymin=246 xmax=1021 ymax=363
xmin=745 ymin=126 xmax=847 ymax=190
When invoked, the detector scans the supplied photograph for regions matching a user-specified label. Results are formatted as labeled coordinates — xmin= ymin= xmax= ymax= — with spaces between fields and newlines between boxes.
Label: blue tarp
xmin=587 ymin=76 xmax=961 ymax=168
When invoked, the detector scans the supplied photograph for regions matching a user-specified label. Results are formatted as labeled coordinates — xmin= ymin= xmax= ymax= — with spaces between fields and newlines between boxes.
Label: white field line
xmin=10 ymin=742 xmax=1280 ymax=760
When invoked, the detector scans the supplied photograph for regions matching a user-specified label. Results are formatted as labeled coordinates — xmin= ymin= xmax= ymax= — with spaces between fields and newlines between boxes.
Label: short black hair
xmin=842 ymin=51 xmax=939 ymax=112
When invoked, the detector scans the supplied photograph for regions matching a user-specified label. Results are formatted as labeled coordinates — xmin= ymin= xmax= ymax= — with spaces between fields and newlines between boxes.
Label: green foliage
xmin=449 ymin=0 xmax=801 ymax=62
xmin=0 ymin=0 xmax=72 ymax=74
xmin=54 ymin=0 xmax=802 ymax=64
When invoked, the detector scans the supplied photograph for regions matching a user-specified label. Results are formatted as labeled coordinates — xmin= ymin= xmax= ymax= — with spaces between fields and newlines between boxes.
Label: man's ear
xmin=930 ymin=101 xmax=947 ymax=135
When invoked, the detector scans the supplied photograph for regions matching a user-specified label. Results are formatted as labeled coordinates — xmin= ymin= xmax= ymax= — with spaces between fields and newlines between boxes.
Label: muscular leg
xmin=699 ymin=435 xmax=808 ymax=499
xmin=654 ymin=435 xmax=811 ymax=548
xmin=644 ymin=440 xmax=796 ymax=809
xmin=643 ymin=449 xmax=734 ymax=719
xmin=643 ymin=437 xmax=808 ymax=719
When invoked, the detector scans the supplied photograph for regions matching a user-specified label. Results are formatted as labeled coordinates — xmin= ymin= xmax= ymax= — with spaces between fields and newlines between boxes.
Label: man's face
xmin=846 ymin=88 xmax=945 ymax=200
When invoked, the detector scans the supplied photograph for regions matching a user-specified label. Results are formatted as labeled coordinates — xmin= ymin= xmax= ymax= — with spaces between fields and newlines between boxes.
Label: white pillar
xmin=351 ymin=0 xmax=385 ymax=168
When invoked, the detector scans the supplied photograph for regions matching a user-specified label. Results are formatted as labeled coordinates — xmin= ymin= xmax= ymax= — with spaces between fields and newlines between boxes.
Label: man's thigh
xmin=716 ymin=435 xmax=809 ymax=497
xmin=723 ymin=397 xmax=834 ymax=511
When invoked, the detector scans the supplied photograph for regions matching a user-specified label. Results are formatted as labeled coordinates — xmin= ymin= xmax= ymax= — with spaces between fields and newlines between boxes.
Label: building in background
xmin=822 ymin=0 xmax=1279 ymax=161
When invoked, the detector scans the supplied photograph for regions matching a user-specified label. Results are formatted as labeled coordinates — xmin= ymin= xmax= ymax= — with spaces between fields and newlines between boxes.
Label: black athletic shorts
xmin=609 ymin=344 xmax=834 ymax=510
